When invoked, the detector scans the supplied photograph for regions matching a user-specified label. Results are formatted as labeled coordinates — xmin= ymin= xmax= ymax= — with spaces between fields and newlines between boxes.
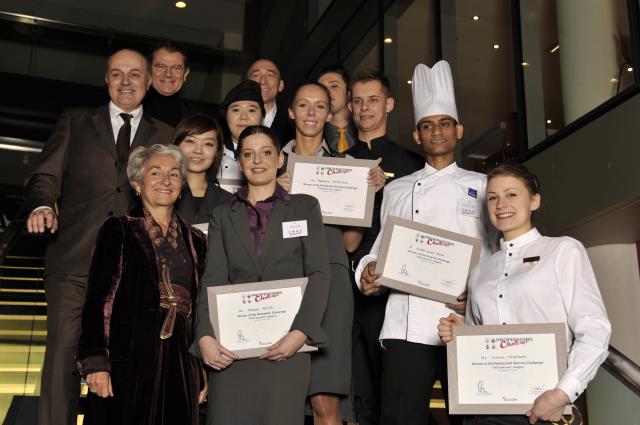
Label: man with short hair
xmin=345 ymin=69 xmax=424 ymax=425
xmin=356 ymin=62 xmax=495 ymax=425
xmin=144 ymin=40 xmax=201 ymax=126
xmin=24 ymin=48 xmax=173 ymax=425
xmin=247 ymin=58 xmax=294 ymax=144
xmin=318 ymin=65 xmax=358 ymax=153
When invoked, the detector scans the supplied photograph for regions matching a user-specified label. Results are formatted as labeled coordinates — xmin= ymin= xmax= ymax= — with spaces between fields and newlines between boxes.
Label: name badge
xmin=282 ymin=220 xmax=308 ymax=238
xmin=457 ymin=199 xmax=481 ymax=218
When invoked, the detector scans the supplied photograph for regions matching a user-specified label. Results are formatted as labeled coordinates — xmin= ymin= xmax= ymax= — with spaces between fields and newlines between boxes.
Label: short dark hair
xmin=487 ymin=163 xmax=541 ymax=196
xmin=290 ymin=82 xmax=332 ymax=108
xmin=173 ymin=114 xmax=224 ymax=178
xmin=150 ymin=40 xmax=189 ymax=69
xmin=237 ymin=125 xmax=281 ymax=154
xmin=318 ymin=64 xmax=350 ymax=87
xmin=351 ymin=69 xmax=391 ymax=97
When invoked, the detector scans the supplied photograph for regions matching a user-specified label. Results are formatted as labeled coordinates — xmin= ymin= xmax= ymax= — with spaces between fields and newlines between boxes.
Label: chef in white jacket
xmin=355 ymin=61 xmax=495 ymax=425
xmin=438 ymin=163 xmax=611 ymax=425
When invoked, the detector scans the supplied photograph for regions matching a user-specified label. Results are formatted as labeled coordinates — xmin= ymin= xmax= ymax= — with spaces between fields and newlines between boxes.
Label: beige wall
xmin=587 ymin=244 xmax=640 ymax=364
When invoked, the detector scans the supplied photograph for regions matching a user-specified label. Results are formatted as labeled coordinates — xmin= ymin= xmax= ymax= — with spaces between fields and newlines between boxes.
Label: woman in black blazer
xmin=173 ymin=114 xmax=232 ymax=225
xmin=196 ymin=125 xmax=331 ymax=425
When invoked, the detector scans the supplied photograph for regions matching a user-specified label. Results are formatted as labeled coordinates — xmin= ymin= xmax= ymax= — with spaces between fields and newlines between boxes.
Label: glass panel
xmin=520 ymin=0 xmax=633 ymax=147
xmin=307 ymin=0 xmax=334 ymax=34
xmin=343 ymin=23 xmax=380 ymax=76
xmin=444 ymin=0 xmax=519 ymax=172
xmin=384 ymin=0 xmax=439 ymax=150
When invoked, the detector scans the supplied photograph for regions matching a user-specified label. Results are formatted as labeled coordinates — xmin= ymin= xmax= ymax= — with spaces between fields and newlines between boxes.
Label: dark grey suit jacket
xmin=23 ymin=105 xmax=174 ymax=277
xmin=197 ymin=193 xmax=330 ymax=346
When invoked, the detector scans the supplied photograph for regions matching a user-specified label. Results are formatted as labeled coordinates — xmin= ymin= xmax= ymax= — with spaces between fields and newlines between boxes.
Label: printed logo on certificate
xmin=375 ymin=216 xmax=482 ymax=304
xmin=207 ymin=278 xmax=317 ymax=359
xmin=447 ymin=323 xmax=570 ymax=415
xmin=287 ymin=153 xmax=377 ymax=227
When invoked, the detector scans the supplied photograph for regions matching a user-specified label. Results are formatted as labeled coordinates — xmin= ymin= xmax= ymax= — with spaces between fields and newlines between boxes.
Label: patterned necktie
xmin=337 ymin=127 xmax=349 ymax=153
xmin=116 ymin=113 xmax=133 ymax=169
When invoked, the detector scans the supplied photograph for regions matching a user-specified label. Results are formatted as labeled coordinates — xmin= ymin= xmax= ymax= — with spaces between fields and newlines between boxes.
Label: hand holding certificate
xmin=375 ymin=216 xmax=481 ymax=304
xmin=287 ymin=153 xmax=377 ymax=227
xmin=447 ymin=323 xmax=570 ymax=415
xmin=207 ymin=278 xmax=317 ymax=359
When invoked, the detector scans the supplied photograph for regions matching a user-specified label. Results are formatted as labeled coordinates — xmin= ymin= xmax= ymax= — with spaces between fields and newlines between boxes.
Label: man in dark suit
xmin=23 ymin=48 xmax=174 ymax=425
xmin=247 ymin=58 xmax=294 ymax=144
xmin=143 ymin=40 xmax=202 ymax=127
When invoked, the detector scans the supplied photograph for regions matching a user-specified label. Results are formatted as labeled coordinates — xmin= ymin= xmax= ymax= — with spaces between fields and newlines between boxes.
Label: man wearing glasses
xmin=144 ymin=41 xmax=201 ymax=126
xmin=355 ymin=62 xmax=495 ymax=425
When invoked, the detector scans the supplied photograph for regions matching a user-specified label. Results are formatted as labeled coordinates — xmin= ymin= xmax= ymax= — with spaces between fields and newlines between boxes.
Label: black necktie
xmin=116 ymin=113 xmax=133 ymax=169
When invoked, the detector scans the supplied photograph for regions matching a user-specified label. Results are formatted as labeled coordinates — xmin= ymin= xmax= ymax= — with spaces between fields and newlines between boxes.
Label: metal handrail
xmin=0 ymin=206 xmax=28 ymax=265
xmin=603 ymin=345 xmax=640 ymax=397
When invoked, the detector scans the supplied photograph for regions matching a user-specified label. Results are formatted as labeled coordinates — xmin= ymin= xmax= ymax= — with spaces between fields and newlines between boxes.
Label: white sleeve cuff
xmin=31 ymin=206 xmax=54 ymax=215
xmin=354 ymin=254 xmax=378 ymax=291
xmin=556 ymin=372 xmax=585 ymax=403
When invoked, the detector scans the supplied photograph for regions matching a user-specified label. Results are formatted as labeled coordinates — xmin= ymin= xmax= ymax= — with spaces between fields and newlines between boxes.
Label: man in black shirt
xmin=345 ymin=70 xmax=423 ymax=424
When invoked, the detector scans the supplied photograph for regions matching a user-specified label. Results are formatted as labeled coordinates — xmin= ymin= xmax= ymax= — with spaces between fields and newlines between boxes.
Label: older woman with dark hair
xmin=76 ymin=144 xmax=208 ymax=425
xmin=173 ymin=114 xmax=232 ymax=225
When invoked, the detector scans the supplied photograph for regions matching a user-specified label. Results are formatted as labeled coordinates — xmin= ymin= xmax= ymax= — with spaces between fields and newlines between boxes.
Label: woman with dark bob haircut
xmin=173 ymin=114 xmax=232 ymax=225
xmin=438 ymin=164 xmax=611 ymax=425
xmin=195 ymin=125 xmax=331 ymax=425
xmin=77 ymin=144 xmax=208 ymax=425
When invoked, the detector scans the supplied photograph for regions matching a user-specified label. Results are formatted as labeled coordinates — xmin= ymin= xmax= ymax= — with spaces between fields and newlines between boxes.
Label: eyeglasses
xmin=152 ymin=64 xmax=186 ymax=75
xmin=417 ymin=118 xmax=457 ymax=132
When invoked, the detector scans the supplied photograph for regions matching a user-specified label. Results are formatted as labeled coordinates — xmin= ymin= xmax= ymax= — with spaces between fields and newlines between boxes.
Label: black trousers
xmin=380 ymin=339 xmax=461 ymax=425
xmin=39 ymin=275 xmax=87 ymax=425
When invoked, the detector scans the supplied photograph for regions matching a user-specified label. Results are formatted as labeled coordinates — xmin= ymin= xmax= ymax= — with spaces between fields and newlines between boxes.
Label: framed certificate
xmin=287 ymin=153 xmax=377 ymax=227
xmin=207 ymin=278 xmax=318 ymax=359
xmin=375 ymin=216 xmax=482 ymax=304
xmin=448 ymin=323 xmax=569 ymax=415
xmin=218 ymin=178 xmax=244 ymax=195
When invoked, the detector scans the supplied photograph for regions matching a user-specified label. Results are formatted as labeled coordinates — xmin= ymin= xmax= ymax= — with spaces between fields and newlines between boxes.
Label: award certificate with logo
xmin=207 ymin=278 xmax=317 ymax=359
xmin=287 ymin=154 xmax=378 ymax=227
xmin=375 ymin=216 xmax=482 ymax=304
xmin=448 ymin=323 xmax=569 ymax=414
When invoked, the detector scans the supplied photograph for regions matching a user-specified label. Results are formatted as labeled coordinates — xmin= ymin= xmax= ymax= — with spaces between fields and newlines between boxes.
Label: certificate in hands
xmin=287 ymin=153 xmax=377 ymax=227
xmin=375 ymin=216 xmax=481 ymax=304
xmin=207 ymin=278 xmax=317 ymax=359
xmin=448 ymin=323 xmax=569 ymax=414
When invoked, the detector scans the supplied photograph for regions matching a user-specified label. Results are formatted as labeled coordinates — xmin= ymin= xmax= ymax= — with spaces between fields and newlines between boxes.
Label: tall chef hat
xmin=412 ymin=60 xmax=459 ymax=125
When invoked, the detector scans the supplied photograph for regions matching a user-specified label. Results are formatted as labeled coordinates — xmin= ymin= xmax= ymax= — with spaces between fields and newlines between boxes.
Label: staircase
xmin=0 ymin=233 xmax=46 ymax=424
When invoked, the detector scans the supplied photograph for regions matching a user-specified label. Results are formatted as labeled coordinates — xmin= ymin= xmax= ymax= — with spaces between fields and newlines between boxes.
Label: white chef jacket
xmin=466 ymin=228 xmax=611 ymax=402
xmin=217 ymin=141 xmax=245 ymax=181
xmin=355 ymin=162 xmax=495 ymax=346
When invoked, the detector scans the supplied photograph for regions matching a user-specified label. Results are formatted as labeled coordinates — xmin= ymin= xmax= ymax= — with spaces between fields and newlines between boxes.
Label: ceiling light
xmin=627 ymin=66 xmax=634 ymax=72
xmin=610 ymin=77 xmax=619 ymax=83
xmin=407 ymin=80 xmax=412 ymax=84
xmin=549 ymin=43 xmax=559 ymax=53
xmin=522 ymin=62 xmax=529 ymax=67
xmin=493 ymin=44 xmax=500 ymax=50
xmin=175 ymin=1 xmax=187 ymax=8
xmin=473 ymin=15 xmax=479 ymax=21
xmin=546 ymin=119 xmax=552 ymax=125
xmin=384 ymin=37 xmax=393 ymax=44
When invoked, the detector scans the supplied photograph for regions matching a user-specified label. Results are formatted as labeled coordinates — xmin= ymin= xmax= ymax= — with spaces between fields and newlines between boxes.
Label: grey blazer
xmin=197 ymin=192 xmax=331 ymax=346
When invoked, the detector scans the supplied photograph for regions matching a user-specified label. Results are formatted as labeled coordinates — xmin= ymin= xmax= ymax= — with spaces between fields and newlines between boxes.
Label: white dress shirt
xmin=108 ymin=101 xmax=143 ymax=143
xmin=217 ymin=141 xmax=245 ymax=181
xmin=355 ymin=162 xmax=495 ymax=346
xmin=466 ymin=228 xmax=611 ymax=402
xmin=263 ymin=105 xmax=277 ymax=128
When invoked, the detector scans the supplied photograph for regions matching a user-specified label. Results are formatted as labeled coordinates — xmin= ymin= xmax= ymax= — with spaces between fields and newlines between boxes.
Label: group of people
xmin=23 ymin=41 xmax=611 ymax=425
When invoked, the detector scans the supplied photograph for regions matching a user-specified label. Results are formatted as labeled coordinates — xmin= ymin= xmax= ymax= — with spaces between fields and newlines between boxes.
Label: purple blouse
xmin=232 ymin=184 xmax=290 ymax=260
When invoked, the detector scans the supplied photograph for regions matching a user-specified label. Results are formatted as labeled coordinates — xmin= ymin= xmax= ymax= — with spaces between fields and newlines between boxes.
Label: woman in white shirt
xmin=438 ymin=164 xmax=611 ymax=425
